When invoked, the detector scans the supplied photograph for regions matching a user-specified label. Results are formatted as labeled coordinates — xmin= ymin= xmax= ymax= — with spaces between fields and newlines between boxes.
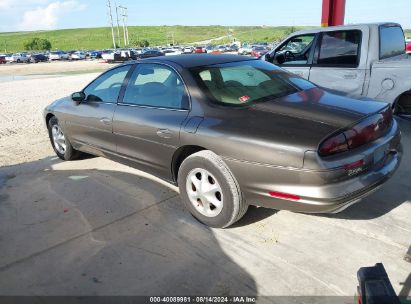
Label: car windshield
xmin=190 ymin=60 xmax=308 ymax=106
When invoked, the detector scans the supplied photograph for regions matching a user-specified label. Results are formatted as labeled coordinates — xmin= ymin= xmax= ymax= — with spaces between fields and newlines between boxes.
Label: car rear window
xmin=380 ymin=25 xmax=405 ymax=59
xmin=190 ymin=60 xmax=306 ymax=106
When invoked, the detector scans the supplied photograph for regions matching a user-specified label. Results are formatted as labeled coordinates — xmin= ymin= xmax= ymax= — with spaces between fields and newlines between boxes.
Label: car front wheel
xmin=48 ymin=116 xmax=80 ymax=160
xmin=178 ymin=150 xmax=248 ymax=228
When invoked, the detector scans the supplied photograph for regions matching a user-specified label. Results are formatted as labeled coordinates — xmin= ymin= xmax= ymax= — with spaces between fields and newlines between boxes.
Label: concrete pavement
xmin=0 ymin=118 xmax=410 ymax=298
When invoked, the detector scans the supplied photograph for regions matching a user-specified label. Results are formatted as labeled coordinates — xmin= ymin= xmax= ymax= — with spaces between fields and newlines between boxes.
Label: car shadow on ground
xmin=0 ymin=156 xmax=257 ymax=296
xmin=232 ymin=206 xmax=278 ymax=227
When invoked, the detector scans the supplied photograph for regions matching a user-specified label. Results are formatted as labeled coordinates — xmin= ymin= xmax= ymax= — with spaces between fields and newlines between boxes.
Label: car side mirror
xmin=264 ymin=53 xmax=272 ymax=62
xmin=275 ymin=52 xmax=286 ymax=65
xmin=71 ymin=91 xmax=85 ymax=104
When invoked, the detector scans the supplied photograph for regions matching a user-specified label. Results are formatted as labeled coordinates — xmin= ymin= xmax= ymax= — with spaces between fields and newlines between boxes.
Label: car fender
xmin=368 ymin=59 xmax=411 ymax=104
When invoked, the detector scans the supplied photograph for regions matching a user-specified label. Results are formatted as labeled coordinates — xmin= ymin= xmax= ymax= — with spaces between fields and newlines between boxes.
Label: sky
xmin=0 ymin=0 xmax=410 ymax=32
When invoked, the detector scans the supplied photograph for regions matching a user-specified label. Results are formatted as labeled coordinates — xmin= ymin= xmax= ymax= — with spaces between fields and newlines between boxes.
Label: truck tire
xmin=394 ymin=92 xmax=411 ymax=115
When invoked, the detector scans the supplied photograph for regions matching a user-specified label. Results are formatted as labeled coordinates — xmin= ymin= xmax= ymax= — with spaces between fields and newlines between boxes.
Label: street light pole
xmin=107 ymin=0 xmax=117 ymax=48
xmin=115 ymin=3 xmax=121 ymax=47
xmin=119 ymin=6 xmax=129 ymax=47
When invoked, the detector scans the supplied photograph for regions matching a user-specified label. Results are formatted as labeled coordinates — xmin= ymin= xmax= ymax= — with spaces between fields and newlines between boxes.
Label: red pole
xmin=322 ymin=0 xmax=346 ymax=27
xmin=321 ymin=0 xmax=331 ymax=27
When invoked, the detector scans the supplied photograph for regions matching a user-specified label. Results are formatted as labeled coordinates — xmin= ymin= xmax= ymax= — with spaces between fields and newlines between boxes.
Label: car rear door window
xmin=83 ymin=65 xmax=131 ymax=103
xmin=315 ymin=30 xmax=361 ymax=67
xmin=122 ymin=63 xmax=189 ymax=109
xmin=380 ymin=25 xmax=405 ymax=59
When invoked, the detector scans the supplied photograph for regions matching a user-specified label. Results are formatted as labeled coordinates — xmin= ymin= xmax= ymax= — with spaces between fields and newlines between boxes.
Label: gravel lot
xmin=0 ymin=60 xmax=108 ymax=76
xmin=0 ymin=73 xmax=100 ymax=166
xmin=0 ymin=62 xmax=410 ymax=298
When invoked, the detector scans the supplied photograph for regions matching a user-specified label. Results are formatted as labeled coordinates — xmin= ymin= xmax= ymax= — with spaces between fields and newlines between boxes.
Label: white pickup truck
xmin=262 ymin=23 xmax=411 ymax=114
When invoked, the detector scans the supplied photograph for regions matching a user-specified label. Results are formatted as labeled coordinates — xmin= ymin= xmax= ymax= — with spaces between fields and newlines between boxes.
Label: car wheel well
xmin=172 ymin=145 xmax=206 ymax=184
xmin=394 ymin=90 xmax=411 ymax=114
xmin=45 ymin=113 xmax=55 ymax=126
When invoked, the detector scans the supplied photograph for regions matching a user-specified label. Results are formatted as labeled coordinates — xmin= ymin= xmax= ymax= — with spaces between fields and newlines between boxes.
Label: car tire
xmin=48 ymin=116 xmax=81 ymax=161
xmin=177 ymin=150 xmax=248 ymax=228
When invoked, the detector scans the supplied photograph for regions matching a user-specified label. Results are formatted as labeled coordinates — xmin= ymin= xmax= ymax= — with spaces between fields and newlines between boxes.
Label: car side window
xmin=379 ymin=25 xmax=405 ymax=59
xmin=122 ymin=63 xmax=189 ymax=109
xmin=83 ymin=65 xmax=131 ymax=103
xmin=277 ymin=34 xmax=315 ymax=65
xmin=315 ymin=30 xmax=361 ymax=67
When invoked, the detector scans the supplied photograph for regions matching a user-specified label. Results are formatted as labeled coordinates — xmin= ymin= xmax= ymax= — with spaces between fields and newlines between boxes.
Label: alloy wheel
xmin=51 ymin=124 xmax=67 ymax=155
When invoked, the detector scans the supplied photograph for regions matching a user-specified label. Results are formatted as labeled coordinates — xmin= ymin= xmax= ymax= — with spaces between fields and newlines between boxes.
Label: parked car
xmin=217 ymin=45 xmax=227 ymax=53
xmin=406 ymin=38 xmax=411 ymax=54
xmin=227 ymin=44 xmax=239 ymax=52
xmin=194 ymin=46 xmax=205 ymax=54
xmin=163 ymin=48 xmax=181 ymax=56
xmin=71 ymin=51 xmax=86 ymax=60
xmin=133 ymin=48 xmax=143 ymax=55
xmin=262 ymin=23 xmax=411 ymax=114
xmin=30 ymin=54 xmax=48 ymax=63
xmin=49 ymin=51 xmax=69 ymax=60
xmin=90 ymin=50 xmax=102 ymax=59
xmin=238 ymin=44 xmax=253 ymax=55
xmin=5 ymin=52 xmax=29 ymax=63
xmin=204 ymin=45 xmax=215 ymax=53
xmin=43 ymin=54 xmax=402 ymax=228
xmin=251 ymin=46 xmax=268 ymax=57
xmin=0 ymin=56 xmax=6 ymax=64
xmin=102 ymin=50 xmax=115 ymax=62
xmin=119 ymin=49 xmax=138 ymax=61
xmin=183 ymin=47 xmax=194 ymax=54
xmin=136 ymin=50 xmax=165 ymax=59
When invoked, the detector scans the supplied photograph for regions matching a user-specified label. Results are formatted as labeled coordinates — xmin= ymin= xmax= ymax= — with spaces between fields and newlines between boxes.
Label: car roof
xmin=291 ymin=22 xmax=401 ymax=36
xmin=139 ymin=54 xmax=256 ymax=68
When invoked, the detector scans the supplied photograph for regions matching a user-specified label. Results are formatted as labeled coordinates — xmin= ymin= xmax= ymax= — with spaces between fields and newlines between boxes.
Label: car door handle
xmin=99 ymin=118 xmax=112 ymax=125
xmin=343 ymin=73 xmax=358 ymax=79
xmin=156 ymin=129 xmax=173 ymax=139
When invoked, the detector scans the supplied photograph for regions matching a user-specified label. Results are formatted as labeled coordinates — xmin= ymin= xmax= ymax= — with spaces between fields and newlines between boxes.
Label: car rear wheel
xmin=178 ymin=150 xmax=248 ymax=228
xmin=48 ymin=116 xmax=80 ymax=161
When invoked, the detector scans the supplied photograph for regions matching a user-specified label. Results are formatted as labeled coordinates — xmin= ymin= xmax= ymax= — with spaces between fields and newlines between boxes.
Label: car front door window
xmin=83 ymin=65 xmax=131 ymax=103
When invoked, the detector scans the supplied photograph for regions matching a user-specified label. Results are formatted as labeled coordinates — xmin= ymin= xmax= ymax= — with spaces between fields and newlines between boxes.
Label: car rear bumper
xmin=224 ymin=120 xmax=402 ymax=213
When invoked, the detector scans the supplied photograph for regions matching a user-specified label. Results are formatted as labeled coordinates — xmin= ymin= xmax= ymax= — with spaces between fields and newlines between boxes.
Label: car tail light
xmin=343 ymin=159 xmax=365 ymax=170
xmin=319 ymin=107 xmax=393 ymax=156
xmin=269 ymin=191 xmax=300 ymax=201
xmin=319 ymin=133 xmax=349 ymax=155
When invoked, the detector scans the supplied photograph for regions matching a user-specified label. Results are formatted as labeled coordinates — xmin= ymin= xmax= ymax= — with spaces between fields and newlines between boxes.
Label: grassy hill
xmin=0 ymin=26 xmax=302 ymax=52
xmin=2 ymin=25 xmax=408 ymax=53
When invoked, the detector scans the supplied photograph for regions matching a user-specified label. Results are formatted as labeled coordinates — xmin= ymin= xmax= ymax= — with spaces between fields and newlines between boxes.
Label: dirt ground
xmin=0 ymin=60 xmax=109 ymax=76
xmin=0 ymin=62 xmax=410 ymax=298
xmin=0 ymin=72 xmax=102 ymax=166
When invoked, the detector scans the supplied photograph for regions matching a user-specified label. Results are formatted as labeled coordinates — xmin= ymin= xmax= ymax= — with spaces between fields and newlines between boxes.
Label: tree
xmin=24 ymin=38 xmax=52 ymax=51
xmin=130 ymin=39 xmax=150 ymax=48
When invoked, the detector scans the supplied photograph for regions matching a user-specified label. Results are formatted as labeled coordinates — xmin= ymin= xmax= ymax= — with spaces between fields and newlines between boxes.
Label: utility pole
xmin=119 ymin=6 xmax=129 ymax=46
xmin=107 ymin=0 xmax=117 ymax=48
xmin=115 ymin=3 xmax=122 ymax=47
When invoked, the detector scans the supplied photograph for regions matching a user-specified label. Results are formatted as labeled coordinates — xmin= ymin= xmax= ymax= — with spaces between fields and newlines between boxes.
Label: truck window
xmin=316 ymin=30 xmax=361 ymax=67
xmin=380 ymin=25 xmax=405 ymax=59
xmin=277 ymin=34 xmax=315 ymax=65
